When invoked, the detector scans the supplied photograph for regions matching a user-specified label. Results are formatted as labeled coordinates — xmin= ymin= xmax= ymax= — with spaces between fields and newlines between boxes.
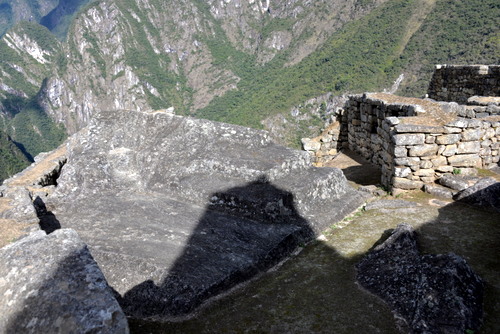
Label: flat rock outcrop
xmin=0 ymin=229 xmax=129 ymax=333
xmin=356 ymin=224 xmax=484 ymax=334
xmin=48 ymin=110 xmax=367 ymax=319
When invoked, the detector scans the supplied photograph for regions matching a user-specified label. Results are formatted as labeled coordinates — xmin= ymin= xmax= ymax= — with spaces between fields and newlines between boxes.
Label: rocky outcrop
xmin=356 ymin=224 xmax=484 ymax=334
xmin=0 ymin=229 xmax=129 ymax=333
xmin=48 ymin=109 xmax=367 ymax=319
xmin=454 ymin=177 xmax=500 ymax=212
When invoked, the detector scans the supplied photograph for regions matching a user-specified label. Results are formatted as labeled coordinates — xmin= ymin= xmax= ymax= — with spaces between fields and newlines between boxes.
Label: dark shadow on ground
xmin=328 ymin=150 xmax=382 ymax=187
xmin=119 ymin=178 xmax=316 ymax=319
xmin=129 ymin=185 xmax=500 ymax=333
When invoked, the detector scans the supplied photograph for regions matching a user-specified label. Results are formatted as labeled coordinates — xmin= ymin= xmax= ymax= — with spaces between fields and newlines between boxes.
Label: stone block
xmin=395 ymin=124 xmax=445 ymax=133
xmin=394 ymin=157 xmax=420 ymax=166
xmin=448 ymin=154 xmax=482 ymax=167
xmin=420 ymin=160 xmax=433 ymax=169
xmin=457 ymin=141 xmax=480 ymax=154
xmin=442 ymin=144 xmax=458 ymax=157
xmin=394 ymin=146 xmax=408 ymax=158
xmin=431 ymin=156 xmax=447 ymax=167
xmin=444 ymin=126 xmax=462 ymax=134
xmin=0 ymin=229 xmax=129 ymax=333
xmin=481 ymin=139 xmax=492 ymax=147
xmin=393 ymin=177 xmax=423 ymax=190
xmin=424 ymin=184 xmax=453 ymax=199
xmin=484 ymin=128 xmax=495 ymax=139
xmin=409 ymin=144 xmax=438 ymax=157
xmin=420 ymin=176 xmax=435 ymax=183
xmin=436 ymin=134 xmax=461 ymax=145
xmin=425 ymin=135 xmax=436 ymax=144
xmin=320 ymin=134 xmax=332 ymax=143
xmin=462 ymin=129 xmax=484 ymax=141
xmin=467 ymin=119 xmax=482 ymax=128
xmin=392 ymin=133 xmax=425 ymax=146
xmin=414 ymin=169 xmax=435 ymax=177
xmin=435 ymin=165 xmax=454 ymax=173
xmin=394 ymin=167 xmax=411 ymax=178
xmin=446 ymin=118 xmax=469 ymax=128
xmin=386 ymin=117 xmax=399 ymax=126
xmin=301 ymin=138 xmax=321 ymax=151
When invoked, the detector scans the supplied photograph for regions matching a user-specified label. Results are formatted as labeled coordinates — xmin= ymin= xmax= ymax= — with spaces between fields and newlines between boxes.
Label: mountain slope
xmin=0 ymin=0 xmax=498 ymax=178
xmin=0 ymin=130 xmax=30 ymax=183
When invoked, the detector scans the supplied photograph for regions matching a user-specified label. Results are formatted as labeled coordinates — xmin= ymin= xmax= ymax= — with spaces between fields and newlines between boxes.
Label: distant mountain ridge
xmin=0 ymin=0 xmax=499 ymax=180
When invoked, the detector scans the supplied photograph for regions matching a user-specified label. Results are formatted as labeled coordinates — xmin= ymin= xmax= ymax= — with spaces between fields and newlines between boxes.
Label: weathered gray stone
xmin=393 ymin=146 xmax=407 ymax=158
xmin=431 ymin=156 xmax=447 ymax=167
xmin=392 ymin=177 xmax=423 ymax=190
xmin=394 ymin=157 xmax=420 ymax=166
xmin=414 ymin=168 xmax=435 ymax=177
xmin=356 ymin=224 xmax=484 ymax=334
xmin=457 ymin=141 xmax=481 ymax=154
xmin=439 ymin=174 xmax=479 ymax=191
xmin=446 ymin=118 xmax=469 ymax=128
xmin=454 ymin=178 xmax=500 ymax=212
xmin=462 ymin=129 xmax=484 ymax=141
xmin=0 ymin=187 xmax=39 ymax=224
xmin=436 ymin=134 xmax=461 ymax=145
xmin=385 ymin=117 xmax=399 ymax=126
xmin=420 ymin=160 xmax=433 ymax=169
xmin=394 ymin=167 xmax=411 ymax=178
xmin=442 ymin=144 xmax=458 ymax=156
xmin=408 ymin=144 xmax=438 ymax=157
xmin=48 ymin=110 xmax=367 ymax=319
xmin=0 ymin=229 xmax=129 ymax=333
xmin=424 ymin=184 xmax=454 ymax=198
xmin=448 ymin=154 xmax=482 ymax=167
xmin=394 ymin=124 xmax=444 ymax=133
xmin=392 ymin=133 xmax=425 ymax=146
xmin=435 ymin=165 xmax=454 ymax=173
xmin=444 ymin=126 xmax=463 ymax=134
xmin=301 ymin=138 xmax=321 ymax=151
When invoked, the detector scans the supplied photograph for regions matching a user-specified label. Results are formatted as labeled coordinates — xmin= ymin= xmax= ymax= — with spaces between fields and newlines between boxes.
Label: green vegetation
xmin=7 ymin=101 xmax=66 ymax=160
xmin=196 ymin=0 xmax=499 ymax=146
xmin=0 ymin=130 xmax=31 ymax=183
xmin=0 ymin=21 xmax=66 ymax=179
xmin=197 ymin=0 xmax=419 ymax=131
xmin=394 ymin=0 xmax=500 ymax=96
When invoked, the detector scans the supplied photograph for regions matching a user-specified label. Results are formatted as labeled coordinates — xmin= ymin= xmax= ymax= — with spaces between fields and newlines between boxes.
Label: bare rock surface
xmin=454 ymin=177 xmax=500 ymax=212
xmin=0 ymin=229 xmax=129 ymax=333
xmin=356 ymin=224 xmax=484 ymax=334
xmin=48 ymin=110 xmax=367 ymax=319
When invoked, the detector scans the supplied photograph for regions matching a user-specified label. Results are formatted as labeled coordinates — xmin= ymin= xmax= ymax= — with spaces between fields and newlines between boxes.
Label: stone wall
xmin=428 ymin=65 xmax=500 ymax=104
xmin=303 ymin=93 xmax=500 ymax=192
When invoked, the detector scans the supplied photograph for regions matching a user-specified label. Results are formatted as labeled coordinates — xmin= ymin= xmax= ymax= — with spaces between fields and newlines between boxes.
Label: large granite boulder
xmin=48 ymin=109 xmax=367 ymax=319
xmin=453 ymin=177 xmax=500 ymax=212
xmin=356 ymin=224 xmax=484 ymax=334
xmin=0 ymin=229 xmax=129 ymax=333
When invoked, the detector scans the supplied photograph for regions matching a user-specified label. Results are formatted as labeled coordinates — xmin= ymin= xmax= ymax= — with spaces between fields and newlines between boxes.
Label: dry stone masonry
xmin=428 ymin=65 xmax=500 ymax=104
xmin=303 ymin=65 xmax=500 ymax=194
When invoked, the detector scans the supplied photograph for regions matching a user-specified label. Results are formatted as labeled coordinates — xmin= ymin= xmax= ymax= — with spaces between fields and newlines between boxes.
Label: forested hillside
xmin=0 ymin=130 xmax=30 ymax=183
xmin=0 ymin=0 xmax=498 ymax=179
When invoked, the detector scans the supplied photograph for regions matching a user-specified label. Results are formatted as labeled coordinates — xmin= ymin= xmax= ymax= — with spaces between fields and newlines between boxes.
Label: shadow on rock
xmin=119 ymin=178 xmax=315 ymax=319
xmin=129 ymin=189 xmax=500 ymax=333
xmin=34 ymin=196 xmax=61 ymax=234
